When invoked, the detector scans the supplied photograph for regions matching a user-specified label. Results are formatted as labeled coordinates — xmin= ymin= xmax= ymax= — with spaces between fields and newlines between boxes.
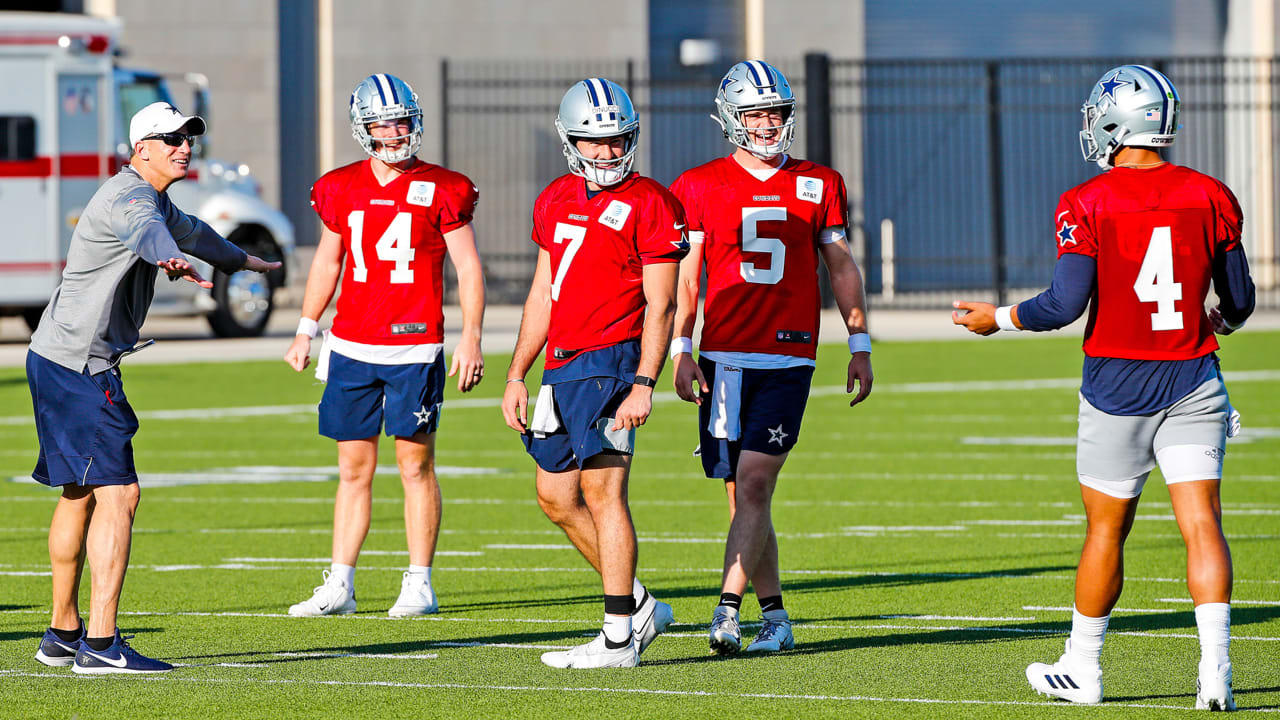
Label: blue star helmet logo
xmin=1097 ymin=72 xmax=1130 ymax=102
xmin=1057 ymin=221 xmax=1078 ymax=247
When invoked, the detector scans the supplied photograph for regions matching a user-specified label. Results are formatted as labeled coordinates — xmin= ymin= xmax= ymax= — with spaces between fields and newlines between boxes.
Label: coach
xmin=26 ymin=102 xmax=279 ymax=674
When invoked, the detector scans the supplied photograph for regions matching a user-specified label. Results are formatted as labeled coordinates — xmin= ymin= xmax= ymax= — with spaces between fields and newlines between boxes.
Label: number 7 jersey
xmin=310 ymin=159 xmax=478 ymax=345
xmin=1055 ymin=163 xmax=1243 ymax=360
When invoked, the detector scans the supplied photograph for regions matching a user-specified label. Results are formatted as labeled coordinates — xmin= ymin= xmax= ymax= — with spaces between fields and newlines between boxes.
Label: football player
xmin=501 ymin=78 xmax=685 ymax=668
xmin=953 ymin=65 xmax=1255 ymax=710
xmin=669 ymin=60 xmax=873 ymax=656
xmin=284 ymin=74 xmax=485 ymax=617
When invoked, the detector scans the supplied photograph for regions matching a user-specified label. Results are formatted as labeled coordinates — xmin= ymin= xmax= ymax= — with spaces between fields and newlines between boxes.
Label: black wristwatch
xmin=633 ymin=374 xmax=657 ymax=388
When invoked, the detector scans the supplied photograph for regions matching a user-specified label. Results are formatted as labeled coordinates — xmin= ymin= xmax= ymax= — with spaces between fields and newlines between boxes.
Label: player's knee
xmin=94 ymin=483 xmax=141 ymax=513
xmin=398 ymin=462 xmax=436 ymax=487
xmin=536 ymin=491 xmax=574 ymax=524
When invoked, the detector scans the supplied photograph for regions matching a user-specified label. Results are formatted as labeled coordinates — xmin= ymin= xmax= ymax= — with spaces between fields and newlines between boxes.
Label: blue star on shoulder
xmin=1097 ymin=73 xmax=1129 ymax=102
xmin=1057 ymin=221 xmax=1078 ymax=247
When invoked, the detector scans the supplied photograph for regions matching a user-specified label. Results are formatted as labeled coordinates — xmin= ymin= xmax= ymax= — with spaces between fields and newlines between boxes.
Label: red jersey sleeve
xmin=1054 ymin=190 xmax=1096 ymax=259
xmin=636 ymin=187 xmax=689 ymax=264
xmin=1210 ymin=179 xmax=1243 ymax=252
xmin=438 ymin=175 xmax=479 ymax=234
xmin=819 ymin=171 xmax=849 ymax=229
xmin=531 ymin=190 xmax=550 ymax=250
xmin=309 ymin=175 xmax=342 ymax=233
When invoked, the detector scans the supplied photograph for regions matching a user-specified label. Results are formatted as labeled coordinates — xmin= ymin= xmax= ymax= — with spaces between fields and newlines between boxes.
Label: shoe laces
xmin=757 ymin=617 xmax=787 ymax=642
xmin=712 ymin=609 xmax=739 ymax=634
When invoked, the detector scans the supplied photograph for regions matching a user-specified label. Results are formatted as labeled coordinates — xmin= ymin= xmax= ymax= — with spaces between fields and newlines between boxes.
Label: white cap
xmin=129 ymin=101 xmax=206 ymax=147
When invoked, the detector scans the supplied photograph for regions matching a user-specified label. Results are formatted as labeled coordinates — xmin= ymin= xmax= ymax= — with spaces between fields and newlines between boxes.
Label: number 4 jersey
xmin=1055 ymin=163 xmax=1242 ymax=360
xmin=310 ymin=159 xmax=478 ymax=346
xmin=671 ymin=156 xmax=848 ymax=360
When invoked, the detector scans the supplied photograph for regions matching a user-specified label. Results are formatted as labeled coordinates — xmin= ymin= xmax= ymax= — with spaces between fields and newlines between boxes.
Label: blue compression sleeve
xmin=1015 ymin=253 xmax=1095 ymax=331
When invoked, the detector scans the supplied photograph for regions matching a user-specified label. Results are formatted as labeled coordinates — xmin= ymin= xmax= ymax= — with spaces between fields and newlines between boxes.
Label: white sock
xmin=1194 ymin=602 xmax=1231 ymax=669
xmin=1067 ymin=606 xmax=1109 ymax=667
xmin=602 ymin=613 xmax=632 ymax=645
xmin=632 ymin=578 xmax=646 ymax=609
xmin=408 ymin=565 xmax=431 ymax=583
xmin=329 ymin=563 xmax=355 ymax=590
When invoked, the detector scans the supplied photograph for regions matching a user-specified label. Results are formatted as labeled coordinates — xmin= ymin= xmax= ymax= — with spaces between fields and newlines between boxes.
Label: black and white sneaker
xmin=708 ymin=605 xmax=741 ymax=656
xmin=632 ymin=592 xmax=673 ymax=656
xmin=72 ymin=631 xmax=173 ymax=675
xmin=1026 ymin=645 xmax=1102 ymax=704
xmin=34 ymin=624 xmax=84 ymax=667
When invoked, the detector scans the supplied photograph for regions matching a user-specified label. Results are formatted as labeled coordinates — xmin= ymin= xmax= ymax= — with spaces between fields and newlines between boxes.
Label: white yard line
xmin=273 ymin=652 xmax=438 ymax=661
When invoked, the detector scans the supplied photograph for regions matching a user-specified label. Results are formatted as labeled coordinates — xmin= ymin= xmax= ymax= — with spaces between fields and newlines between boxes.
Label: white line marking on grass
xmin=2 ymin=669 xmax=1277 ymax=712
xmin=961 ymin=519 xmax=1081 ymax=526
xmin=6 ymin=465 xmax=503 ymax=487
xmin=1156 ymin=598 xmax=1280 ymax=606
xmin=0 ymin=571 xmax=50 ymax=576
xmin=431 ymin=641 xmax=572 ymax=650
xmin=841 ymin=526 xmax=968 ymax=532
xmin=483 ymin=544 xmax=575 ymax=550
xmin=961 ymin=436 xmax=1074 ymax=446
xmin=274 ymin=652 xmax=438 ymax=661
xmin=1023 ymin=605 xmax=1178 ymax=614
xmin=879 ymin=615 xmax=1036 ymax=622
xmin=172 ymin=663 xmax=269 ymax=668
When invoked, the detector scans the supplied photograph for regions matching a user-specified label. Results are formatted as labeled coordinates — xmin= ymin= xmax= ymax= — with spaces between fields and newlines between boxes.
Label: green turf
xmin=0 ymin=332 xmax=1276 ymax=718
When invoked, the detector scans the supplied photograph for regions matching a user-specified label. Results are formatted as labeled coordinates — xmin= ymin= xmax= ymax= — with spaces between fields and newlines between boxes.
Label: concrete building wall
xmin=110 ymin=0 xmax=279 ymax=205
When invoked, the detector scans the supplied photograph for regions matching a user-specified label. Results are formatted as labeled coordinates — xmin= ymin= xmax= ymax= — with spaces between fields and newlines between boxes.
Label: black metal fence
xmin=442 ymin=56 xmax=1280 ymax=309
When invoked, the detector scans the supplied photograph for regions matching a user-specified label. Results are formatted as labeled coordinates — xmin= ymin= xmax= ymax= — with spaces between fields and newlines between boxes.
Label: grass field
xmin=0 ymin=332 xmax=1276 ymax=719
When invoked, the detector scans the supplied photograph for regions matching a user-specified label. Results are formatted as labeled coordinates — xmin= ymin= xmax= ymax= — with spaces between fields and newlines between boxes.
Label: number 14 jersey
xmin=310 ymin=159 xmax=478 ymax=346
xmin=1055 ymin=163 xmax=1242 ymax=360
xmin=671 ymin=156 xmax=848 ymax=360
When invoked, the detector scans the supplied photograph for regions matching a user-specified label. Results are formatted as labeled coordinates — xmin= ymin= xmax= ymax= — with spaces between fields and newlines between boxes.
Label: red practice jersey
xmin=671 ymin=156 xmax=848 ymax=359
xmin=310 ymin=159 xmax=478 ymax=345
xmin=532 ymin=173 xmax=688 ymax=370
xmin=1055 ymin=163 xmax=1242 ymax=360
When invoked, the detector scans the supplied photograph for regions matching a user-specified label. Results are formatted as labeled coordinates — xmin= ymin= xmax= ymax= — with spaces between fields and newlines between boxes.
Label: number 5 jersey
xmin=310 ymin=159 xmax=478 ymax=346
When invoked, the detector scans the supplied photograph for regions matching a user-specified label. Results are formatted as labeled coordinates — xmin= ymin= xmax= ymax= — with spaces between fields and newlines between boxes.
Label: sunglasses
xmin=143 ymin=132 xmax=193 ymax=147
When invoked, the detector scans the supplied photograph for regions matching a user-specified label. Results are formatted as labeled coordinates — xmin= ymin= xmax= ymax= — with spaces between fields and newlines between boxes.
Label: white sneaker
xmin=708 ymin=605 xmax=741 ymax=655
xmin=746 ymin=609 xmax=794 ymax=652
xmin=1196 ymin=661 xmax=1236 ymax=711
xmin=388 ymin=572 xmax=438 ymax=617
xmin=288 ymin=571 xmax=357 ymax=617
xmin=632 ymin=593 xmax=673 ymax=656
xmin=541 ymin=632 xmax=638 ymax=669
xmin=1025 ymin=643 xmax=1103 ymax=704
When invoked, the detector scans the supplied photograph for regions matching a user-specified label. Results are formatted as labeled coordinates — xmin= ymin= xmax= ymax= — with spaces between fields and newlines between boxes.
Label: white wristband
xmin=995 ymin=305 xmax=1020 ymax=332
xmin=848 ymin=333 xmax=871 ymax=354
xmin=296 ymin=317 xmax=319 ymax=339
xmin=669 ymin=336 xmax=693 ymax=359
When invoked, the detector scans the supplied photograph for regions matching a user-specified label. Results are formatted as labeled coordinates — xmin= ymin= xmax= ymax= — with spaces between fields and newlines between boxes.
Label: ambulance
xmin=0 ymin=12 xmax=294 ymax=337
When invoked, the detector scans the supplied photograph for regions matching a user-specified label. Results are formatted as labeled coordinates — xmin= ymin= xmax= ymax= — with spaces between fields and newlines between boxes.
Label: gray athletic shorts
xmin=1076 ymin=375 xmax=1231 ymax=499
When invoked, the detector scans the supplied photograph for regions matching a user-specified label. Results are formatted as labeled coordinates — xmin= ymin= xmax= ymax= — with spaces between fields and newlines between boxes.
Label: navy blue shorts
xmin=26 ymin=350 xmax=139 ymax=487
xmin=697 ymin=356 xmax=814 ymax=479
xmin=522 ymin=376 xmax=636 ymax=473
xmin=318 ymin=353 xmax=445 ymax=441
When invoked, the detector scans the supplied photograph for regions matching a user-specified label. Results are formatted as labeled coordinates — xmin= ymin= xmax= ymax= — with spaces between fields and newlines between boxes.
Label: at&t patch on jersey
xmin=406 ymin=181 xmax=436 ymax=207
xmin=796 ymin=176 xmax=823 ymax=204
xmin=598 ymin=200 xmax=632 ymax=230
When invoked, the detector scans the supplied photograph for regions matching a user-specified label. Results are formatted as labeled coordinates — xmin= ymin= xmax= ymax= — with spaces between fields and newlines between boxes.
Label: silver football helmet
xmin=712 ymin=60 xmax=796 ymax=157
xmin=1080 ymin=64 xmax=1180 ymax=169
xmin=554 ymin=78 xmax=640 ymax=187
xmin=349 ymin=73 xmax=423 ymax=163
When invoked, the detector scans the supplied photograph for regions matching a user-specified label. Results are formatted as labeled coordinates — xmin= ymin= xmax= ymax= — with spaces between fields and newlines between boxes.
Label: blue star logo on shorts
xmin=1057 ymin=221 xmax=1078 ymax=248
xmin=768 ymin=424 xmax=789 ymax=446
xmin=413 ymin=405 xmax=433 ymax=426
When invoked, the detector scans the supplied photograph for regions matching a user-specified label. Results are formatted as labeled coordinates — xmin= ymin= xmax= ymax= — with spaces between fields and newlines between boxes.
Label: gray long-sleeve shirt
xmin=29 ymin=165 xmax=248 ymax=374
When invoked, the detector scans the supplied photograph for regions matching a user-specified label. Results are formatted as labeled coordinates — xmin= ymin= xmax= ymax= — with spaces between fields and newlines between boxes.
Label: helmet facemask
xmin=714 ymin=98 xmax=795 ymax=158
xmin=556 ymin=125 xmax=639 ymax=187
xmin=357 ymin=114 xmax=424 ymax=164
xmin=555 ymin=78 xmax=641 ymax=187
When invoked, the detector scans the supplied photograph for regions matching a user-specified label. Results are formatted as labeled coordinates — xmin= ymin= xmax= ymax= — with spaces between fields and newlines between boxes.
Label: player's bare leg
xmin=48 ymin=486 xmax=93 ymax=631
xmin=1073 ymin=485 xmax=1141 ymax=617
xmin=720 ymin=451 xmax=787 ymax=597
xmin=85 ymin=483 xmax=139 ymax=638
xmin=1167 ymin=479 xmax=1231 ymax=604
xmin=536 ymin=466 xmax=601 ymax=572
xmin=388 ymin=431 xmax=441 ymax=616
xmin=395 ymin=432 xmax=440 ymax=567
xmin=332 ymin=437 xmax=379 ymax=566
xmin=578 ymin=455 xmax=636 ymax=597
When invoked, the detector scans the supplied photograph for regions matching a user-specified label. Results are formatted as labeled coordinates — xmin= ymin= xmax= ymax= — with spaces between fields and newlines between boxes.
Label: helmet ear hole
xmin=1102 ymin=123 xmax=1118 ymax=132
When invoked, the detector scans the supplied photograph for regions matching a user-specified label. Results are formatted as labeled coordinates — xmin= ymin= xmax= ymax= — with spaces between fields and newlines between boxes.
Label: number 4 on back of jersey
xmin=1132 ymin=225 xmax=1183 ymax=331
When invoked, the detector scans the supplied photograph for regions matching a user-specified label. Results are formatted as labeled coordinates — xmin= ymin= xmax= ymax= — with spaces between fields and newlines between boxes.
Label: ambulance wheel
xmin=208 ymin=268 xmax=273 ymax=337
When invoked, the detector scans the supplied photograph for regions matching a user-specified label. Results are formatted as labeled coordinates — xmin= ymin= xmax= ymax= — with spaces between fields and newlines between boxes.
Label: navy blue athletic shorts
xmin=697 ymin=355 xmax=814 ymax=479
xmin=318 ymin=352 xmax=445 ymax=441
xmin=26 ymin=350 xmax=139 ymax=487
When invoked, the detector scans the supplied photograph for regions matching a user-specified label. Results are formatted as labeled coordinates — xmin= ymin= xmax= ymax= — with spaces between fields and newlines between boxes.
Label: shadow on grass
xmin=0 ymin=630 xmax=43 ymax=642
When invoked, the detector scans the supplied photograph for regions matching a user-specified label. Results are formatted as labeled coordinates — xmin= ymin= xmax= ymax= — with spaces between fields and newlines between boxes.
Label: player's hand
xmin=612 ymin=385 xmax=653 ymax=431
xmin=673 ymin=353 xmax=708 ymax=404
xmin=449 ymin=335 xmax=484 ymax=392
xmin=158 ymin=257 xmax=212 ymax=288
xmin=284 ymin=335 xmax=311 ymax=372
xmin=951 ymin=300 xmax=999 ymax=335
xmin=848 ymin=352 xmax=873 ymax=407
xmin=242 ymin=254 xmax=283 ymax=274
xmin=1208 ymin=306 xmax=1238 ymax=335
xmin=502 ymin=380 xmax=529 ymax=432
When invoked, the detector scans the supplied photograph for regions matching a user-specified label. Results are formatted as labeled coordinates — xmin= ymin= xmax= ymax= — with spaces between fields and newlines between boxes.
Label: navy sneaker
xmin=35 ymin=623 xmax=84 ymax=667
xmin=72 ymin=631 xmax=173 ymax=675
